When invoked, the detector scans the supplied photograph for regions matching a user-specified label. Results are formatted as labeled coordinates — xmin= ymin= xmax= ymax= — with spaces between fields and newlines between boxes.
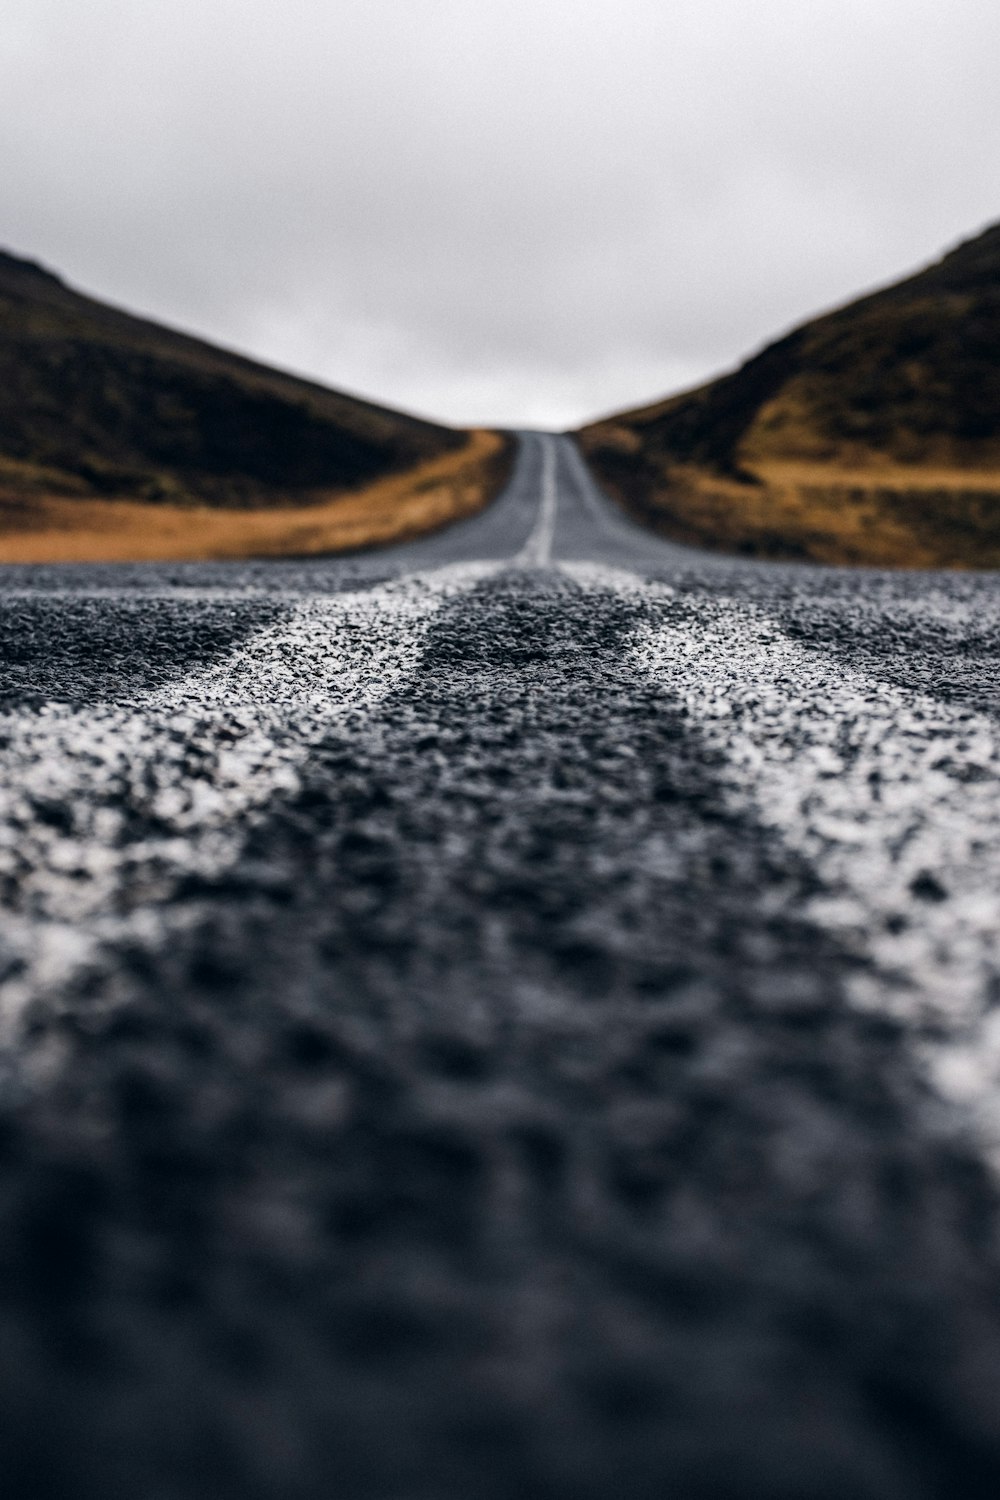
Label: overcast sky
xmin=3 ymin=1 xmax=999 ymax=428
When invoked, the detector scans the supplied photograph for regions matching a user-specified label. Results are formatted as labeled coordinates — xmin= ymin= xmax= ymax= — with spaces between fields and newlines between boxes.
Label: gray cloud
xmin=3 ymin=0 xmax=999 ymax=426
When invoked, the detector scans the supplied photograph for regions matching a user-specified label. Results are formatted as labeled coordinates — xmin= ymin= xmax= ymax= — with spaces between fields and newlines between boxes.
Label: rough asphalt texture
xmin=3 ymin=433 xmax=1000 ymax=1498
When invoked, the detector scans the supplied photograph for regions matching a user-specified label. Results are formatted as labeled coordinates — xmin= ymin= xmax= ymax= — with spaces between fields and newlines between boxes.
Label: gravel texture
xmin=2 ymin=434 xmax=1000 ymax=1498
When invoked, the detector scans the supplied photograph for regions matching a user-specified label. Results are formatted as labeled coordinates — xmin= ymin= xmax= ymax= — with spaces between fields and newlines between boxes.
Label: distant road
xmin=3 ymin=434 xmax=1000 ymax=1498
xmin=334 ymin=428 xmax=709 ymax=568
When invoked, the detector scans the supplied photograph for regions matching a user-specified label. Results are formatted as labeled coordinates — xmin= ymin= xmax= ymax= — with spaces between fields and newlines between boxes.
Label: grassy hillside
xmin=0 ymin=249 xmax=510 ymax=560
xmin=579 ymin=223 xmax=1000 ymax=567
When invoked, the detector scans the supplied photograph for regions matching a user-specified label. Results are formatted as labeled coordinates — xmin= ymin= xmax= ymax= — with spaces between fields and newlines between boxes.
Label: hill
xmin=0 ymin=250 xmax=508 ymax=561
xmin=578 ymin=223 xmax=1000 ymax=567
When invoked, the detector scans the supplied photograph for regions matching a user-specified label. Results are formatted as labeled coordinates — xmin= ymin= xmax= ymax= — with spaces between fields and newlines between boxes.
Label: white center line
xmin=515 ymin=436 xmax=559 ymax=567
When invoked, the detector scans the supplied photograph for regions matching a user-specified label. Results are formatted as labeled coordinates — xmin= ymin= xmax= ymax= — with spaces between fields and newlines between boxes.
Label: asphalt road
xmin=3 ymin=432 xmax=1000 ymax=1499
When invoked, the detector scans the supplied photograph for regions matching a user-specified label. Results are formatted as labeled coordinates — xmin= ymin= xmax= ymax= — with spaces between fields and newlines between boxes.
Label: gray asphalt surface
xmin=3 ymin=432 xmax=1000 ymax=1498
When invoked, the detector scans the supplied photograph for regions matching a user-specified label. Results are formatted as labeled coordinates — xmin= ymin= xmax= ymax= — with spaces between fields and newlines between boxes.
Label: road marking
xmin=564 ymin=560 xmax=1000 ymax=1164
xmin=515 ymin=436 xmax=558 ymax=567
xmin=0 ymin=562 xmax=498 ymax=1036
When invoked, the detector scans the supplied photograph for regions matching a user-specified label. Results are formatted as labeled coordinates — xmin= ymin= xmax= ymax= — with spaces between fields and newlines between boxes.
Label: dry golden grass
xmin=579 ymin=223 xmax=1000 ymax=568
xmin=593 ymin=454 xmax=1000 ymax=569
xmin=0 ymin=430 xmax=510 ymax=564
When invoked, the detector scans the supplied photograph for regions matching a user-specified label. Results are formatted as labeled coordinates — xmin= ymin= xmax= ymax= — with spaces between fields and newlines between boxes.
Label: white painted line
xmin=0 ymin=562 xmax=499 ymax=1034
xmin=563 ymin=560 xmax=1000 ymax=1166
xmin=515 ymin=436 xmax=558 ymax=567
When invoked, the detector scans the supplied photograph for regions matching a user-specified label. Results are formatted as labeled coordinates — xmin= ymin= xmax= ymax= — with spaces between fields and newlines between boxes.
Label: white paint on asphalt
xmin=6 ymin=447 xmax=1000 ymax=1175
xmin=515 ymin=435 xmax=558 ymax=567
xmin=0 ymin=563 xmax=497 ymax=1036
xmin=0 ymin=439 xmax=565 ymax=1033
xmin=564 ymin=561 xmax=1000 ymax=1159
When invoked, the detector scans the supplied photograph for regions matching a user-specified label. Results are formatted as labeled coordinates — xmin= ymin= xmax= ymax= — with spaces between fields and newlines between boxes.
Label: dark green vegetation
xmin=0 ymin=249 xmax=462 ymax=508
xmin=580 ymin=222 xmax=1000 ymax=567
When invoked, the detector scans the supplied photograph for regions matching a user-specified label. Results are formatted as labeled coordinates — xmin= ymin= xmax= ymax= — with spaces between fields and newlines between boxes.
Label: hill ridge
xmin=0 ymin=249 xmax=511 ymax=562
xmin=579 ymin=220 xmax=1000 ymax=567
xmin=0 ymin=248 xmax=465 ymax=510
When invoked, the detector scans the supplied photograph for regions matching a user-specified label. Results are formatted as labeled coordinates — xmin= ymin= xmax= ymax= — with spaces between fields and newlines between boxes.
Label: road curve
xmin=2 ymin=435 xmax=1000 ymax=1498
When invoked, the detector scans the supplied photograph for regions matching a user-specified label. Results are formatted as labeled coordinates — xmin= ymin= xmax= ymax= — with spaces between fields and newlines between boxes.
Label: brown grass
xmin=578 ymin=222 xmax=1000 ymax=568
xmin=0 ymin=429 xmax=511 ymax=564
xmin=589 ymin=453 xmax=1000 ymax=569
